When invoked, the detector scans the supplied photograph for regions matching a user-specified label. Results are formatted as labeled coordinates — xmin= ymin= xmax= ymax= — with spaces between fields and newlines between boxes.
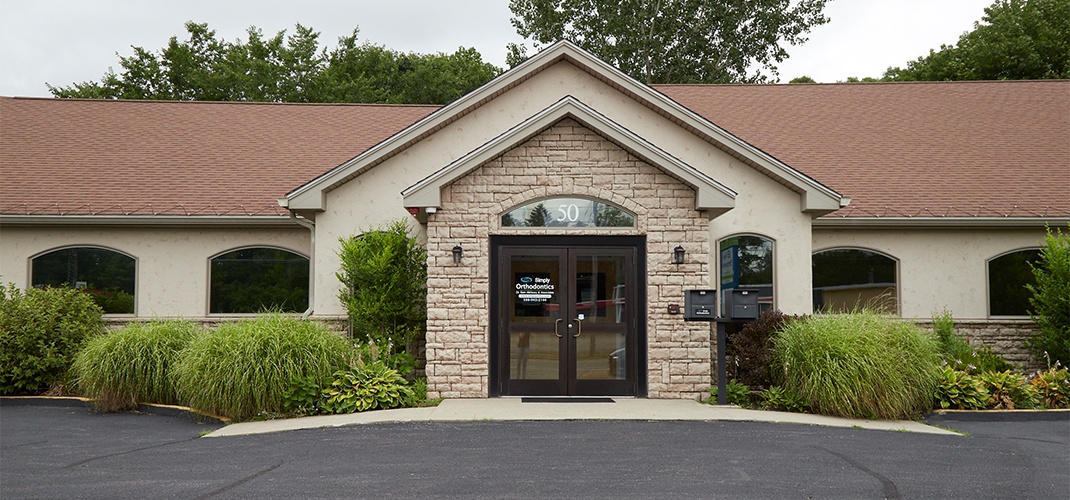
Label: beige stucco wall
xmin=313 ymin=61 xmax=811 ymax=317
xmin=0 ymin=225 xmax=310 ymax=317
xmin=813 ymin=226 xmax=1048 ymax=319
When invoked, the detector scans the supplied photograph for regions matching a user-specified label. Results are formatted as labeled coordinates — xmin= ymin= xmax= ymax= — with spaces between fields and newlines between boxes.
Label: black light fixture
xmin=452 ymin=245 xmax=463 ymax=264
xmin=673 ymin=245 xmax=685 ymax=265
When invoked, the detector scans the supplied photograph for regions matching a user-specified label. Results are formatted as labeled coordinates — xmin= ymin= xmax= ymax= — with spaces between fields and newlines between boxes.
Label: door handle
xmin=573 ymin=318 xmax=582 ymax=338
xmin=554 ymin=318 xmax=563 ymax=338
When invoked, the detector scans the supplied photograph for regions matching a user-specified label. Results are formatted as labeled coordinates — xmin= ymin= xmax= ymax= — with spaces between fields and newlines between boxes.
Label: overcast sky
xmin=1 ymin=0 xmax=995 ymax=97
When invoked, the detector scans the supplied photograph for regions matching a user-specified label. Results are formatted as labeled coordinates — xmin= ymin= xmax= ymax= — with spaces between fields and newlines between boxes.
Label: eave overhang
xmin=812 ymin=216 xmax=1070 ymax=229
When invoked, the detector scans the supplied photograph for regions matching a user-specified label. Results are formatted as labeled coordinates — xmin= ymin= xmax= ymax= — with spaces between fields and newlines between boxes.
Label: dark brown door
xmin=495 ymin=240 xmax=642 ymax=396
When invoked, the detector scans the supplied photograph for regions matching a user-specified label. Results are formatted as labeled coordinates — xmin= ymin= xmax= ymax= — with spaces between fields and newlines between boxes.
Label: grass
xmin=172 ymin=314 xmax=352 ymax=420
xmin=773 ymin=310 xmax=942 ymax=420
xmin=72 ymin=320 xmax=201 ymax=411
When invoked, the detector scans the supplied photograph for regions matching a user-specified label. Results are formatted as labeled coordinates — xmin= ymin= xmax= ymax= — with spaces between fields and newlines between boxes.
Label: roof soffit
xmin=285 ymin=41 xmax=843 ymax=213
xmin=401 ymin=96 xmax=737 ymax=215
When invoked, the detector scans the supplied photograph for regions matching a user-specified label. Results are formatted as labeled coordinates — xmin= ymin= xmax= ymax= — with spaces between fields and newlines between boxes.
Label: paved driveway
xmin=1 ymin=404 xmax=1066 ymax=498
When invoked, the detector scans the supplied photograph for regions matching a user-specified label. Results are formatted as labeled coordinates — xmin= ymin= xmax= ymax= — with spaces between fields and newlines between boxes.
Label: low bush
xmin=0 ymin=284 xmax=104 ymax=395
xmin=320 ymin=361 xmax=417 ymax=414
xmin=727 ymin=310 xmax=802 ymax=389
xmin=773 ymin=311 xmax=942 ymax=420
xmin=979 ymin=370 xmax=1039 ymax=409
xmin=1026 ymin=225 xmax=1069 ymax=367
xmin=932 ymin=309 xmax=1012 ymax=374
xmin=72 ymin=321 xmax=202 ymax=411
xmin=172 ymin=315 xmax=352 ymax=420
xmin=1030 ymin=365 xmax=1070 ymax=409
xmin=708 ymin=379 xmax=751 ymax=406
xmin=934 ymin=367 xmax=990 ymax=410
xmin=760 ymin=386 xmax=810 ymax=413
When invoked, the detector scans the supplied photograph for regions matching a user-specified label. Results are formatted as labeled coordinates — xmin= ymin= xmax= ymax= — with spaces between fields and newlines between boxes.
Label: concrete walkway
xmin=205 ymin=398 xmax=960 ymax=437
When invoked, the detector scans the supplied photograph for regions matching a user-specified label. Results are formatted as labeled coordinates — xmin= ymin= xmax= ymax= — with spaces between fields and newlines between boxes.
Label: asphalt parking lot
xmin=1 ymin=402 xmax=1066 ymax=499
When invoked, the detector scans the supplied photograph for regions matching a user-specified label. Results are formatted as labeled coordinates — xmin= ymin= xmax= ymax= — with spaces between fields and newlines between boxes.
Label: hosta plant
xmin=1029 ymin=366 xmax=1070 ymax=409
xmin=979 ymin=370 xmax=1040 ymax=409
xmin=320 ymin=361 xmax=416 ymax=414
xmin=760 ymin=385 xmax=810 ymax=413
xmin=708 ymin=379 xmax=751 ymax=406
xmin=934 ymin=367 xmax=990 ymax=410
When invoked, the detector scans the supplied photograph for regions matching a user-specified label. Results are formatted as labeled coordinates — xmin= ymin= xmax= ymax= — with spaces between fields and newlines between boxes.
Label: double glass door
xmin=498 ymin=245 xmax=638 ymax=396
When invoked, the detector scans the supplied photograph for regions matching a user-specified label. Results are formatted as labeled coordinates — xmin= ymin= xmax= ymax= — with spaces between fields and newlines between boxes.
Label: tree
xmin=49 ymin=22 xmax=502 ymax=104
xmin=884 ymin=0 xmax=1070 ymax=81
xmin=788 ymin=76 xmax=816 ymax=84
xmin=507 ymin=0 xmax=830 ymax=83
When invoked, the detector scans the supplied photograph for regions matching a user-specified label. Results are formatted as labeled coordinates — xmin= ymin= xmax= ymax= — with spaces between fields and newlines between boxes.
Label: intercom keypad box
xmin=684 ymin=289 xmax=717 ymax=321
xmin=724 ymin=289 xmax=759 ymax=320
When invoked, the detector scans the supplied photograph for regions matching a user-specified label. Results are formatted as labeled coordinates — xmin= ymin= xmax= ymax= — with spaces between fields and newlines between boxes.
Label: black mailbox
xmin=684 ymin=289 xmax=717 ymax=321
xmin=724 ymin=289 xmax=759 ymax=320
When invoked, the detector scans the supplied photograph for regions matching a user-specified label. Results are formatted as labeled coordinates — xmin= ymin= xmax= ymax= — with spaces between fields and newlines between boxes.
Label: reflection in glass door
xmin=498 ymin=243 xmax=639 ymax=396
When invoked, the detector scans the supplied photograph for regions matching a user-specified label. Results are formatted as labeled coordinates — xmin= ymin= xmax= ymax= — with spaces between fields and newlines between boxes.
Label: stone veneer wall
xmin=916 ymin=320 xmax=1042 ymax=370
xmin=424 ymin=118 xmax=712 ymax=399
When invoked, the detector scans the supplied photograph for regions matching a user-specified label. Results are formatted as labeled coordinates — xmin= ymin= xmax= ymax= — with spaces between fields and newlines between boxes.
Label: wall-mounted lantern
xmin=674 ymin=245 xmax=685 ymax=265
xmin=452 ymin=245 xmax=463 ymax=264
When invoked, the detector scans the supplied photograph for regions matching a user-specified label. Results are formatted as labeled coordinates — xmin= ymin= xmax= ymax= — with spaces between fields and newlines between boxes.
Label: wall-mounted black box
xmin=724 ymin=289 xmax=759 ymax=320
xmin=684 ymin=289 xmax=717 ymax=321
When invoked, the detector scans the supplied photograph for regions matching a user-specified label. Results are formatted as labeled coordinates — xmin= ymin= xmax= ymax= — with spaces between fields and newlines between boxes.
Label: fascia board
xmin=0 ymin=215 xmax=300 ymax=228
xmin=812 ymin=216 xmax=1070 ymax=228
xmin=401 ymin=96 xmax=736 ymax=211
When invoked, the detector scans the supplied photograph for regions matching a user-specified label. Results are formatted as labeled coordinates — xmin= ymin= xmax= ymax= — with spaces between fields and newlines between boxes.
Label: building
xmin=2 ymin=42 xmax=1067 ymax=399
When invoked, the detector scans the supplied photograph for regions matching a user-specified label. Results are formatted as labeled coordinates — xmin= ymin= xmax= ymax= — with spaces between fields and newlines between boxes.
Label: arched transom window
xmin=501 ymin=197 xmax=635 ymax=228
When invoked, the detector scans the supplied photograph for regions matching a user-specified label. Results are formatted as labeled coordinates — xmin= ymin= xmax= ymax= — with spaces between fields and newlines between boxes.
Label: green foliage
xmin=708 ymin=379 xmax=751 ymax=406
xmin=935 ymin=367 xmax=991 ymax=410
xmin=0 ymin=284 xmax=104 ymax=395
xmin=319 ymin=361 xmax=417 ymax=414
xmin=885 ymin=0 xmax=1070 ymax=81
xmin=72 ymin=321 xmax=202 ymax=411
xmin=1026 ymin=225 xmax=1070 ymax=366
xmin=508 ymin=0 xmax=830 ymax=83
xmin=49 ymin=22 xmax=501 ymax=104
xmin=172 ymin=315 xmax=351 ymax=420
xmin=759 ymin=385 xmax=810 ymax=413
xmin=337 ymin=220 xmax=427 ymax=359
xmin=282 ymin=375 xmax=325 ymax=416
xmin=978 ymin=370 xmax=1040 ymax=409
xmin=1030 ymin=366 xmax=1070 ymax=408
xmin=773 ymin=311 xmax=942 ymax=419
xmin=788 ymin=76 xmax=816 ymax=84
xmin=932 ymin=309 xmax=1013 ymax=374
xmin=727 ymin=310 xmax=802 ymax=389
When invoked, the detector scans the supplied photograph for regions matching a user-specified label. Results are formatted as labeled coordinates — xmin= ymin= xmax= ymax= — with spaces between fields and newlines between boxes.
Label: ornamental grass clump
xmin=773 ymin=311 xmax=942 ymax=420
xmin=172 ymin=315 xmax=352 ymax=420
xmin=72 ymin=321 xmax=202 ymax=411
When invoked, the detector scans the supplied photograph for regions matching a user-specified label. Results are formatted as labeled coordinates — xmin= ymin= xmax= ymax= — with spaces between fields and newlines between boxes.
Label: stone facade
xmin=424 ymin=118 xmax=712 ymax=399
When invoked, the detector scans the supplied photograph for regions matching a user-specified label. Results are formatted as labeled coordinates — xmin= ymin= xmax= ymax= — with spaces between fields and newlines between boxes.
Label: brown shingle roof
xmin=2 ymin=80 xmax=1067 ymax=219
xmin=654 ymin=80 xmax=1070 ymax=218
xmin=0 ymin=97 xmax=436 ymax=216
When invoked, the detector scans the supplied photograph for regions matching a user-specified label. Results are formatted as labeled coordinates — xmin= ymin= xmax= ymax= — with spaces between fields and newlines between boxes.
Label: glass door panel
xmin=570 ymin=249 xmax=632 ymax=395
xmin=503 ymin=248 xmax=567 ymax=395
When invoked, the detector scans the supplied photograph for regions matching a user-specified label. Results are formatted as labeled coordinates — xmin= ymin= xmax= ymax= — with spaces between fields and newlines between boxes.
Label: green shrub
xmin=72 ymin=321 xmax=202 ymax=411
xmin=727 ymin=310 xmax=802 ymax=389
xmin=1030 ymin=366 xmax=1070 ymax=409
xmin=0 ymin=284 xmax=104 ymax=395
xmin=760 ymin=385 xmax=810 ymax=413
xmin=172 ymin=315 xmax=352 ymax=420
xmin=932 ymin=309 xmax=1012 ymax=374
xmin=708 ymin=379 xmax=751 ymax=406
xmin=934 ymin=367 xmax=990 ymax=410
xmin=1026 ymin=225 xmax=1070 ymax=366
xmin=978 ymin=370 xmax=1040 ymax=409
xmin=320 ymin=360 xmax=416 ymax=414
xmin=337 ymin=220 xmax=427 ymax=359
xmin=773 ymin=311 xmax=942 ymax=419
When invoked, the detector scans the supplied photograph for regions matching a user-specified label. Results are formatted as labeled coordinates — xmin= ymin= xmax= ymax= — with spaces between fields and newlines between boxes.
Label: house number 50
xmin=556 ymin=204 xmax=580 ymax=222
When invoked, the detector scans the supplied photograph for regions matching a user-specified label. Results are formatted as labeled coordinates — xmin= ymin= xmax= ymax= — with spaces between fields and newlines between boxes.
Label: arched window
xmin=501 ymin=197 xmax=635 ymax=228
xmin=718 ymin=235 xmax=774 ymax=315
xmin=31 ymin=246 xmax=136 ymax=314
xmin=209 ymin=247 xmax=310 ymax=314
xmin=812 ymin=248 xmax=898 ymax=314
xmin=988 ymin=249 xmax=1040 ymax=317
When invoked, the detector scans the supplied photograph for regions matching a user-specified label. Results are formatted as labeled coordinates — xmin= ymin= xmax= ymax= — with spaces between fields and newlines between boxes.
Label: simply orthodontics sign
xmin=515 ymin=273 xmax=555 ymax=303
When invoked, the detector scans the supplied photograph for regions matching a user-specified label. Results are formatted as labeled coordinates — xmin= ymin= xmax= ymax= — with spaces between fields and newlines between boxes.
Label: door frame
xmin=489 ymin=235 xmax=647 ymax=397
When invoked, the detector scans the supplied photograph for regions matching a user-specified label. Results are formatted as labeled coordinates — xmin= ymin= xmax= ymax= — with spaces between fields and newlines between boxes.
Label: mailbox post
xmin=684 ymin=288 xmax=759 ymax=405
